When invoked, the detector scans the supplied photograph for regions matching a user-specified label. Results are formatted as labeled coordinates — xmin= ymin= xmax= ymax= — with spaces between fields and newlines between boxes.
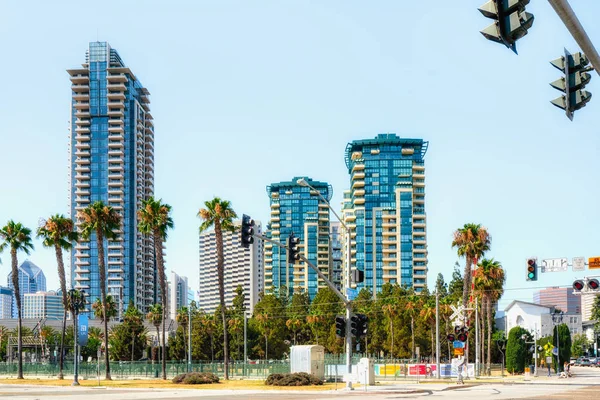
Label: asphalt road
xmin=1 ymin=366 xmax=600 ymax=400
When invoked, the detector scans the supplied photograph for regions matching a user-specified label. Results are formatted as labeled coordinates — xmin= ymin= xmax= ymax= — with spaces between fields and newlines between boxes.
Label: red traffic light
xmin=527 ymin=259 xmax=535 ymax=266
xmin=447 ymin=334 xmax=455 ymax=342
xmin=458 ymin=332 xmax=468 ymax=342
xmin=588 ymin=279 xmax=600 ymax=290
xmin=573 ymin=280 xmax=585 ymax=291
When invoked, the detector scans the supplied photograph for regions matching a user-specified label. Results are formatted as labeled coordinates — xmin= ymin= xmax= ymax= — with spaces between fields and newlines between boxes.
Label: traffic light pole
xmin=548 ymin=0 xmax=600 ymax=77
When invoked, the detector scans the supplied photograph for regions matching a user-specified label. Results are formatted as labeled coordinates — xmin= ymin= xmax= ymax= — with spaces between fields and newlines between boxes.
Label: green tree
xmin=251 ymin=293 xmax=287 ymax=359
xmin=308 ymin=288 xmax=343 ymax=353
xmin=591 ymin=295 xmax=600 ymax=331
xmin=571 ymin=333 xmax=589 ymax=358
xmin=176 ymin=307 xmax=189 ymax=362
xmin=229 ymin=285 xmax=246 ymax=359
xmin=552 ymin=323 xmax=572 ymax=372
xmin=36 ymin=214 xmax=78 ymax=379
xmin=434 ymin=273 xmax=448 ymax=297
xmin=506 ymin=326 xmax=531 ymax=374
xmin=198 ymin=197 xmax=237 ymax=379
xmin=447 ymin=262 xmax=464 ymax=302
xmin=474 ymin=258 xmax=505 ymax=375
xmin=0 ymin=220 xmax=34 ymax=379
xmin=81 ymin=327 xmax=103 ymax=360
xmin=451 ymin=224 xmax=491 ymax=310
xmin=287 ymin=291 xmax=310 ymax=345
xmin=109 ymin=300 xmax=148 ymax=361
xmin=137 ymin=197 xmax=173 ymax=380
xmin=146 ymin=304 xmax=163 ymax=363
xmin=78 ymin=201 xmax=121 ymax=380
xmin=92 ymin=296 xmax=118 ymax=322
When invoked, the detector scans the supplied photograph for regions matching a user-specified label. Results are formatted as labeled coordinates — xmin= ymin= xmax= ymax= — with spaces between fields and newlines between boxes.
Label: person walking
xmin=546 ymin=356 xmax=552 ymax=377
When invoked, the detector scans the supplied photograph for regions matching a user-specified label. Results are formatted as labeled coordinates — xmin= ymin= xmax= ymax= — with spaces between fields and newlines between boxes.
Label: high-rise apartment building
xmin=23 ymin=291 xmax=64 ymax=320
xmin=168 ymin=271 xmax=189 ymax=320
xmin=0 ymin=287 xmax=14 ymax=319
xmin=264 ymin=177 xmax=332 ymax=299
xmin=199 ymin=220 xmax=263 ymax=314
xmin=68 ymin=42 xmax=156 ymax=316
xmin=533 ymin=287 xmax=581 ymax=315
xmin=330 ymin=222 xmax=343 ymax=292
xmin=7 ymin=261 xmax=47 ymax=318
xmin=582 ymin=294 xmax=598 ymax=321
xmin=342 ymin=134 xmax=428 ymax=295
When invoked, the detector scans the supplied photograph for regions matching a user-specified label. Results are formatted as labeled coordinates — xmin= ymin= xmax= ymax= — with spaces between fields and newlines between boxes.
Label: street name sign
xmin=573 ymin=257 xmax=586 ymax=272
xmin=541 ymin=258 xmax=568 ymax=273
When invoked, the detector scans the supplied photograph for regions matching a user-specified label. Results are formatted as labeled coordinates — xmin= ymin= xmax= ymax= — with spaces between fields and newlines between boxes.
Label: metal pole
xmin=345 ymin=229 xmax=353 ymax=390
xmin=435 ymin=289 xmax=440 ymax=379
xmin=188 ymin=306 xmax=191 ymax=372
xmin=72 ymin=312 xmax=79 ymax=386
xmin=534 ymin=324 xmax=538 ymax=377
xmin=475 ymin=297 xmax=479 ymax=377
xmin=548 ymin=0 xmax=600 ymax=76
xmin=243 ymin=313 xmax=248 ymax=377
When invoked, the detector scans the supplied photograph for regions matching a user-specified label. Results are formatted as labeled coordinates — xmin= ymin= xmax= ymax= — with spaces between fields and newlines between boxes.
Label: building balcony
xmin=414 ymin=180 xmax=425 ymax=187
xmin=107 ymin=83 xmax=127 ymax=91
xmin=74 ymin=189 xmax=90 ymax=196
xmin=270 ymin=209 xmax=280 ymax=215
xmin=413 ymin=220 xmax=426 ymax=228
xmin=352 ymin=163 xmax=365 ymax=172
xmin=75 ymin=134 xmax=91 ymax=143
xmin=108 ymin=188 xmax=124 ymax=195
xmin=382 ymin=247 xmax=397 ymax=253
xmin=73 ymin=93 xmax=89 ymax=101
xmin=75 ymin=126 xmax=90 ymax=133
xmin=71 ymin=84 xmax=89 ymax=92
xmin=353 ymin=189 xmax=365 ymax=197
xmin=271 ymin=203 xmax=280 ymax=208
xmin=353 ymin=198 xmax=365 ymax=205
xmin=108 ymin=149 xmax=124 ymax=157
xmin=413 ymin=197 xmax=425 ymax=204
xmin=107 ymin=73 xmax=127 ymax=82
xmin=75 ymin=118 xmax=90 ymax=126
xmin=74 ymin=102 xmax=90 ymax=110
xmin=352 ymin=180 xmax=365 ymax=189
xmin=413 ymin=164 xmax=425 ymax=171
xmin=107 ymin=92 xmax=126 ymax=101
xmin=74 ymin=141 xmax=90 ymax=150
xmin=107 ymin=109 xmax=124 ymax=118
xmin=108 ymin=140 xmax=124 ymax=149
xmin=74 ymin=110 xmax=90 ymax=118
xmin=108 ymin=126 xmax=124 ymax=134
xmin=75 ymin=259 xmax=90 ymax=266
xmin=414 ymin=239 xmax=426 ymax=245
xmin=352 ymin=172 xmax=366 ymax=180
xmin=413 ymin=255 xmax=427 ymax=262
xmin=74 ymin=180 xmax=90 ymax=188
xmin=413 ymin=173 xmax=425 ymax=179
xmin=70 ymin=75 xmax=89 ymax=84
xmin=74 ymin=165 xmax=90 ymax=173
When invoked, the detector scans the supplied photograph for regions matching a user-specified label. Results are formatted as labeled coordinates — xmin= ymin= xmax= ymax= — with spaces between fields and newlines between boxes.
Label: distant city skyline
xmin=0 ymin=2 xmax=599 ymax=311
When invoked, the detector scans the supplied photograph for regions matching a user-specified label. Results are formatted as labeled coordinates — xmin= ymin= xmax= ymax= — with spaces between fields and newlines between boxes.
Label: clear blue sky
xmin=0 ymin=1 xmax=599 ymax=310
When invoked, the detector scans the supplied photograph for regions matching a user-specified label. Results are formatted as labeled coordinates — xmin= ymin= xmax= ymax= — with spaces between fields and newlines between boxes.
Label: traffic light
xmin=240 ymin=214 xmax=255 ymax=248
xmin=351 ymin=269 xmax=364 ymax=284
xmin=550 ymin=49 xmax=593 ymax=120
xmin=350 ymin=314 xmax=368 ymax=337
xmin=526 ymin=258 xmax=537 ymax=281
xmin=478 ymin=0 xmax=534 ymax=53
xmin=447 ymin=334 xmax=456 ymax=342
xmin=335 ymin=316 xmax=346 ymax=338
xmin=573 ymin=280 xmax=585 ymax=292
xmin=457 ymin=327 xmax=469 ymax=343
xmin=287 ymin=232 xmax=300 ymax=264
xmin=588 ymin=279 xmax=600 ymax=290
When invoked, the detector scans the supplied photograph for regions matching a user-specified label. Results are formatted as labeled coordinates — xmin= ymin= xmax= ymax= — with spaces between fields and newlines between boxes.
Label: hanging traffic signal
xmin=350 ymin=314 xmax=368 ymax=338
xmin=287 ymin=232 xmax=300 ymax=263
xmin=351 ymin=269 xmax=364 ymax=284
xmin=478 ymin=0 xmax=534 ymax=53
xmin=526 ymin=258 xmax=537 ymax=281
xmin=588 ymin=279 xmax=600 ymax=290
xmin=335 ymin=316 xmax=346 ymax=338
xmin=240 ymin=214 xmax=255 ymax=248
xmin=550 ymin=49 xmax=593 ymax=120
xmin=573 ymin=280 xmax=584 ymax=291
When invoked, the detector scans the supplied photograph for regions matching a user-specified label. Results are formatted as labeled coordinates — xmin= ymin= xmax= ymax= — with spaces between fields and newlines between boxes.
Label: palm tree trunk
xmin=155 ymin=325 xmax=160 ymax=365
xmin=11 ymin=249 xmax=23 ymax=379
xmin=215 ymin=220 xmax=229 ymax=380
xmin=390 ymin=319 xmax=394 ymax=359
xmin=479 ymin=297 xmax=485 ymax=375
xmin=56 ymin=245 xmax=68 ymax=380
xmin=462 ymin=255 xmax=473 ymax=367
xmin=487 ymin=296 xmax=493 ymax=375
xmin=411 ymin=316 xmax=415 ymax=360
xmin=154 ymin=230 xmax=167 ymax=380
xmin=97 ymin=231 xmax=111 ymax=380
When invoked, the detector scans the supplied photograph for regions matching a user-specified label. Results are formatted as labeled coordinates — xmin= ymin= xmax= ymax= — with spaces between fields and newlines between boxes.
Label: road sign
xmin=589 ymin=257 xmax=600 ymax=270
xmin=79 ymin=315 xmax=89 ymax=347
xmin=541 ymin=258 xmax=568 ymax=273
xmin=346 ymin=288 xmax=358 ymax=301
xmin=450 ymin=304 xmax=466 ymax=322
xmin=454 ymin=348 xmax=464 ymax=356
xmin=453 ymin=341 xmax=465 ymax=349
xmin=573 ymin=257 xmax=586 ymax=272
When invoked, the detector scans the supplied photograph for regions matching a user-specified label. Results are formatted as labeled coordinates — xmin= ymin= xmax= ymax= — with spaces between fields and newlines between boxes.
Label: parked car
xmin=578 ymin=358 xmax=592 ymax=367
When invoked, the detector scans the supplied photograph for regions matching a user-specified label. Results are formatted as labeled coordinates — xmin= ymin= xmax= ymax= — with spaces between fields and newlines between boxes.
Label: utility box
xmin=357 ymin=357 xmax=375 ymax=385
xmin=290 ymin=345 xmax=325 ymax=380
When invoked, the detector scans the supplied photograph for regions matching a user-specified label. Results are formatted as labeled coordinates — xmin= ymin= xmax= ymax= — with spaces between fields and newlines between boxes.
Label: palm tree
xmin=78 ymin=201 xmax=121 ymax=380
xmin=198 ymin=197 xmax=237 ymax=380
xmin=0 ymin=221 xmax=34 ymax=379
xmin=405 ymin=295 xmax=422 ymax=360
xmin=202 ymin=314 xmax=217 ymax=362
xmin=92 ymin=296 xmax=118 ymax=321
xmin=474 ymin=258 xmax=505 ymax=375
xmin=451 ymin=223 xmax=491 ymax=310
xmin=137 ymin=197 xmax=173 ymax=380
xmin=146 ymin=304 xmax=163 ymax=364
xmin=419 ymin=302 xmax=436 ymax=363
xmin=176 ymin=307 xmax=189 ymax=362
xmin=381 ymin=304 xmax=397 ymax=359
xmin=37 ymin=214 xmax=78 ymax=379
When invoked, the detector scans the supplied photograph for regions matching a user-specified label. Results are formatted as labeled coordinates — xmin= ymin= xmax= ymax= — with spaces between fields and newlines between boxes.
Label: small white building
xmin=504 ymin=300 xmax=582 ymax=338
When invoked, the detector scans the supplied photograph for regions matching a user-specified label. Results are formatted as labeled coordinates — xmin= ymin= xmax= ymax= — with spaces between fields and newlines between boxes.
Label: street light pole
xmin=551 ymin=312 xmax=564 ymax=375
xmin=297 ymin=178 xmax=354 ymax=390
xmin=188 ymin=306 xmax=192 ymax=372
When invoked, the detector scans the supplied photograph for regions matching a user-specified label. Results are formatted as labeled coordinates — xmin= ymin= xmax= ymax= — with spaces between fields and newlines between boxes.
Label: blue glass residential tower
xmin=7 ymin=260 xmax=47 ymax=318
xmin=68 ymin=42 xmax=156 ymax=317
xmin=343 ymin=134 xmax=428 ymax=295
xmin=264 ymin=177 xmax=332 ymax=299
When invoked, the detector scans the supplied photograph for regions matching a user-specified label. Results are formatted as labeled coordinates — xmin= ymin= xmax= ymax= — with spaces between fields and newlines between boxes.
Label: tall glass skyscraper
xmin=264 ymin=177 xmax=332 ymax=299
xmin=7 ymin=260 xmax=46 ymax=318
xmin=67 ymin=42 xmax=156 ymax=317
xmin=343 ymin=134 xmax=428 ymax=295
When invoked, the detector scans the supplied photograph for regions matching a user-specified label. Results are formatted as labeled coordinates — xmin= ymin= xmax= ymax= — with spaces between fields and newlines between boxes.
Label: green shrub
xmin=265 ymin=372 xmax=323 ymax=386
xmin=172 ymin=372 xmax=219 ymax=384
xmin=506 ymin=326 xmax=531 ymax=374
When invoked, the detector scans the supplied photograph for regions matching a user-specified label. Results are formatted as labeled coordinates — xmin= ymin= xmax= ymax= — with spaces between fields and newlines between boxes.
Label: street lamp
xmin=68 ymin=289 xmax=86 ymax=386
xmin=551 ymin=311 xmax=565 ymax=375
xmin=296 ymin=178 xmax=353 ymax=389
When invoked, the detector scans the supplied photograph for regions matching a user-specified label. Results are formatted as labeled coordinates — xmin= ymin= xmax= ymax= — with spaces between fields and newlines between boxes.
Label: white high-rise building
xmin=198 ymin=220 xmax=263 ymax=314
xmin=68 ymin=42 xmax=156 ymax=316
xmin=167 ymin=271 xmax=189 ymax=320
xmin=23 ymin=291 xmax=64 ymax=320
